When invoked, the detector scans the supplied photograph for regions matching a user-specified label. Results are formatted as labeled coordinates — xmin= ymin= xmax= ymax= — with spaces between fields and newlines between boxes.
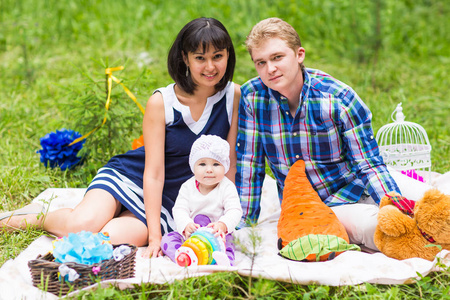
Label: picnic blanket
xmin=1 ymin=172 xmax=449 ymax=299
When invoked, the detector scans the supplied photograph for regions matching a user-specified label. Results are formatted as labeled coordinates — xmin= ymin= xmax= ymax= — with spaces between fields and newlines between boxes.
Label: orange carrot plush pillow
xmin=277 ymin=160 xmax=360 ymax=261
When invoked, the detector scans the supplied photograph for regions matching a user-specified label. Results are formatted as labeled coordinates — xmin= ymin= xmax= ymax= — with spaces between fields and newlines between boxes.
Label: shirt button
xmin=285 ymin=111 xmax=289 ymax=115
xmin=293 ymin=132 xmax=298 ymax=136
xmin=237 ymin=143 xmax=240 ymax=147
xmin=295 ymin=155 xmax=300 ymax=159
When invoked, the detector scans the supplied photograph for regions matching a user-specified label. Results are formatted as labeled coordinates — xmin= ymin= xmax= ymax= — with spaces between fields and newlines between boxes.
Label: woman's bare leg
xmin=101 ymin=210 xmax=148 ymax=246
xmin=42 ymin=189 xmax=122 ymax=237
xmin=1 ymin=189 xmax=149 ymax=246
xmin=1 ymin=189 xmax=121 ymax=237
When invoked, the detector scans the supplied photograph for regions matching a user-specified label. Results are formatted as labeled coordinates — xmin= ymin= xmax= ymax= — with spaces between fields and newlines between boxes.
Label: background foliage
xmin=1 ymin=0 xmax=449 ymax=298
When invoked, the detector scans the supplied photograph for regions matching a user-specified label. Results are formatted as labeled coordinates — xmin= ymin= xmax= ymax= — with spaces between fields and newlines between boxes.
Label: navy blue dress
xmin=86 ymin=82 xmax=236 ymax=234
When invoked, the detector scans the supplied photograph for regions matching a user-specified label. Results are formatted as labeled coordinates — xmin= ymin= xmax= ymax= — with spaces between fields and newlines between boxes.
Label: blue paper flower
xmin=37 ymin=129 xmax=85 ymax=171
xmin=53 ymin=231 xmax=113 ymax=265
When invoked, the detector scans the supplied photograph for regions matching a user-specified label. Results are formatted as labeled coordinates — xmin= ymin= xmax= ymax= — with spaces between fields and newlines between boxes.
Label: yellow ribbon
xmin=69 ymin=66 xmax=145 ymax=146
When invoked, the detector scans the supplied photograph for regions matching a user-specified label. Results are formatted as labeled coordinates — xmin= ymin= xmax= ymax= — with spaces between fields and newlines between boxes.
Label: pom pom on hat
xmin=189 ymin=135 xmax=230 ymax=173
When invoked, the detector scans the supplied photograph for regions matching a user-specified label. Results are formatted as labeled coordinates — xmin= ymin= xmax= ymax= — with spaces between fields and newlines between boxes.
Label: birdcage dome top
xmin=376 ymin=103 xmax=432 ymax=172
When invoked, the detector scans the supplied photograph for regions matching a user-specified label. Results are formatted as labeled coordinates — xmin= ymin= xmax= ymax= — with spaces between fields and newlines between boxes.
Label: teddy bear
xmin=277 ymin=159 xmax=360 ymax=262
xmin=374 ymin=189 xmax=450 ymax=261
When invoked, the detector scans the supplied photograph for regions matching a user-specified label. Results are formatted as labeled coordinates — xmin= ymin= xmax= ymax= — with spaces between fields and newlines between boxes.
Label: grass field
xmin=1 ymin=0 xmax=449 ymax=298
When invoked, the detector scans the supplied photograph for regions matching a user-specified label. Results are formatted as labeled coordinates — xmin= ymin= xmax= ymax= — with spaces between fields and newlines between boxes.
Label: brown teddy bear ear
xmin=415 ymin=189 xmax=450 ymax=235
xmin=379 ymin=191 xmax=402 ymax=209
xmin=417 ymin=189 xmax=446 ymax=207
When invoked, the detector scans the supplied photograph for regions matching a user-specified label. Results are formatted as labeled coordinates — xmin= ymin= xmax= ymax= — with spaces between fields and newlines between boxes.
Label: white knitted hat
xmin=189 ymin=135 xmax=230 ymax=173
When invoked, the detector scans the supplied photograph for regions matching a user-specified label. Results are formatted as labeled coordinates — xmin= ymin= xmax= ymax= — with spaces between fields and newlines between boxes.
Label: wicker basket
xmin=28 ymin=244 xmax=137 ymax=295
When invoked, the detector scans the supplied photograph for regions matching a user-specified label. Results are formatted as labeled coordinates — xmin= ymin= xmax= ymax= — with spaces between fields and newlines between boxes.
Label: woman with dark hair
xmin=168 ymin=17 xmax=236 ymax=95
xmin=1 ymin=17 xmax=240 ymax=258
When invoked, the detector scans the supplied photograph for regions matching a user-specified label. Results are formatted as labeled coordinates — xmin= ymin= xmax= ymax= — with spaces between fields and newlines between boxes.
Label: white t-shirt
xmin=172 ymin=176 xmax=243 ymax=235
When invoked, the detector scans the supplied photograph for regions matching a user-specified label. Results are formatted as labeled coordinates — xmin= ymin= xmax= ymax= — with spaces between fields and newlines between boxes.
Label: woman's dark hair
xmin=168 ymin=18 xmax=236 ymax=94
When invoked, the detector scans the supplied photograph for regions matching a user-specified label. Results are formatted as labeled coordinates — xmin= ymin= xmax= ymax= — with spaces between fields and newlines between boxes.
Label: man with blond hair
xmin=236 ymin=17 xmax=400 ymax=251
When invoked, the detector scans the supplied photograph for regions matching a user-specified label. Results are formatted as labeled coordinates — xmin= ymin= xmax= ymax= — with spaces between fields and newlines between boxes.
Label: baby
xmin=161 ymin=134 xmax=242 ymax=266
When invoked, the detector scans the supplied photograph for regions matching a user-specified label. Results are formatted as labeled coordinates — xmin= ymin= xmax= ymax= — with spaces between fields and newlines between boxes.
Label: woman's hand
xmin=141 ymin=236 xmax=162 ymax=258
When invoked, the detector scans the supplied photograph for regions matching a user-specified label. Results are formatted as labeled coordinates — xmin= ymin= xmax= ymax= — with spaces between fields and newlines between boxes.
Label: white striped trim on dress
xmin=89 ymin=167 xmax=176 ymax=233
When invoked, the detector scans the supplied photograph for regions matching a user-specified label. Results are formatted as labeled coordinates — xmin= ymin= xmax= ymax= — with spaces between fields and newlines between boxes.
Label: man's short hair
xmin=245 ymin=18 xmax=302 ymax=57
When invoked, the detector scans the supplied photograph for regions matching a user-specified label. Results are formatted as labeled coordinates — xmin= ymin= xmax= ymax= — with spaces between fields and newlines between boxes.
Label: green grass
xmin=1 ymin=0 xmax=449 ymax=298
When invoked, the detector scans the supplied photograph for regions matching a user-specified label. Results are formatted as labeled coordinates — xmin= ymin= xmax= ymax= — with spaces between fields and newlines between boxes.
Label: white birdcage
xmin=376 ymin=102 xmax=432 ymax=181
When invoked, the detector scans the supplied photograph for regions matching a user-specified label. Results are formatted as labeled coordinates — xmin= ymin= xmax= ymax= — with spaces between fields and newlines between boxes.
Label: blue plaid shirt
xmin=236 ymin=68 xmax=400 ymax=227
